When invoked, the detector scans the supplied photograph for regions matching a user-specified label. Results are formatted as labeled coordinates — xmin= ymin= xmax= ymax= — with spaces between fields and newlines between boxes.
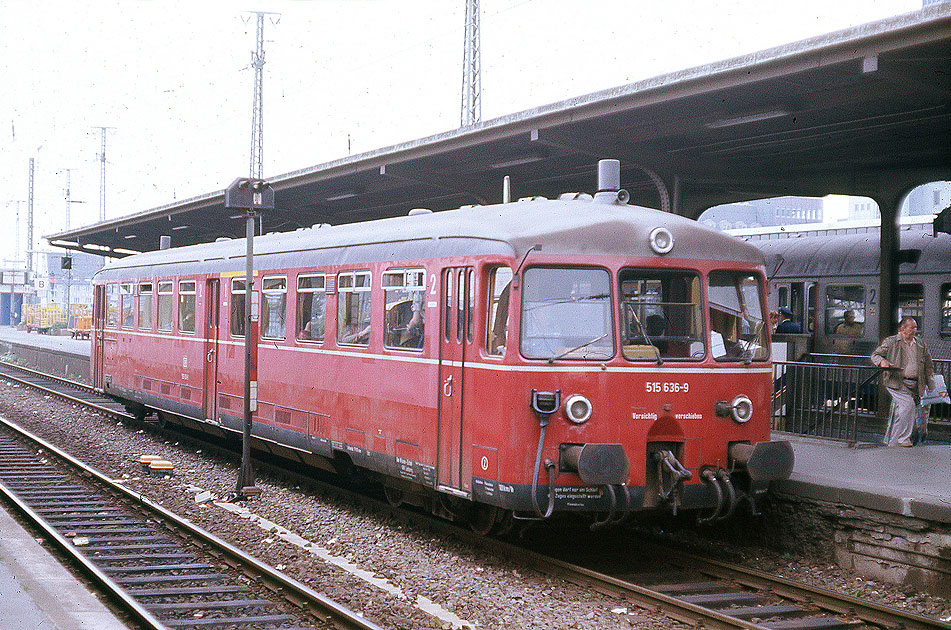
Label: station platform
xmin=0 ymin=498 xmax=129 ymax=629
xmin=0 ymin=325 xmax=90 ymax=358
xmin=776 ymin=432 xmax=951 ymax=523
xmin=0 ymin=325 xmax=90 ymax=382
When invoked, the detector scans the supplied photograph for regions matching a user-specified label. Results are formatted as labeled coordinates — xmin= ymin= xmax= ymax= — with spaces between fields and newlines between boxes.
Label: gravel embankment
xmin=1 ymin=380 xmax=948 ymax=629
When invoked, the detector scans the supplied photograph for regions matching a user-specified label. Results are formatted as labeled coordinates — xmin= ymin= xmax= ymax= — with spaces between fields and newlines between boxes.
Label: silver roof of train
xmin=755 ymin=225 xmax=951 ymax=278
xmin=96 ymin=196 xmax=765 ymax=276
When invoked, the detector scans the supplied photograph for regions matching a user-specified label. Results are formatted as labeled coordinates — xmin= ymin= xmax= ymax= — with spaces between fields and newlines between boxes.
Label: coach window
xmin=106 ymin=283 xmax=120 ymax=328
xmin=297 ymin=274 xmax=326 ymax=342
xmin=825 ymin=285 xmax=865 ymax=335
xmin=708 ymin=271 xmax=768 ymax=362
xmin=231 ymin=279 xmax=246 ymax=337
xmin=485 ymin=266 xmax=512 ymax=355
xmin=178 ymin=280 xmax=196 ymax=333
xmin=119 ymin=283 xmax=134 ymax=329
xmin=138 ymin=282 xmax=153 ymax=330
xmin=898 ymin=284 xmax=924 ymax=330
xmin=157 ymin=281 xmax=174 ymax=332
xmin=520 ymin=267 xmax=614 ymax=361
xmin=383 ymin=268 xmax=425 ymax=350
xmin=620 ymin=269 xmax=703 ymax=361
xmin=941 ymin=284 xmax=951 ymax=335
xmin=338 ymin=271 xmax=371 ymax=346
xmin=261 ymin=276 xmax=287 ymax=340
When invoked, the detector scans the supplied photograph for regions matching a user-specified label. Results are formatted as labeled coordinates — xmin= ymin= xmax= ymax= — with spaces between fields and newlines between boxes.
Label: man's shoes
xmin=898 ymin=440 xmax=913 ymax=447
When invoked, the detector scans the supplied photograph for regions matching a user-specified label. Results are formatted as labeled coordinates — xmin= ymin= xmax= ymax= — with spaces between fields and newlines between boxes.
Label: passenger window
xmin=485 ymin=267 xmax=512 ymax=355
xmin=138 ymin=282 xmax=153 ymax=330
xmin=942 ymin=284 xmax=951 ymax=335
xmin=157 ymin=281 xmax=174 ymax=332
xmin=231 ymin=278 xmax=246 ymax=337
xmin=620 ymin=269 xmax=703 ymax=361
xmin=297 ymin=274 xmax=326 ymax=342
xmin=260 ymin=276 xmax=287 ymax=340
xmin=106 ymin=284 xmax=119 ymax=328
xmin=898 ymin=284 xmax=924 ymax=330
xmin=825 ymin=286 xmax=865 ymax=336
xmin=383 ymin=269 xmax=425 ymax=350
xmin=708 ymin=271 xmax=768 ymax=362
xmin=337 ymin=271 xmax=371 ymax=346
xmin=178 ymin=280 xmax=196 ymax=333
xmin=120 ymin=283 xmax=134 ymax=329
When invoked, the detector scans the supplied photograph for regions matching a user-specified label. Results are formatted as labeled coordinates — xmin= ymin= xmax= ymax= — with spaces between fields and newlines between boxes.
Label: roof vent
xmin=215 ymin=237 xmax=230 ymax=243
xmin=408 ymin=208 xmax=433 ymax=216
xmin=160 ymin=235 xmax=171 ymax=250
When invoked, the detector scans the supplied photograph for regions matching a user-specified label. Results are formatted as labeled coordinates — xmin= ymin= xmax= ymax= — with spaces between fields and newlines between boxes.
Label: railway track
xmin=0 ymin=414 xmax=382 ymax=630
xmin=2 ymin=359 xmax=950 ymax=630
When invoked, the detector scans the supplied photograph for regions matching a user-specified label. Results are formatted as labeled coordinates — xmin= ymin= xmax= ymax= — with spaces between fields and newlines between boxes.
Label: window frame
xmin=337 ymin=270 xmax=372 ymax=347
xmin=178 ymin=279 xmax=197 ymax=334
xmin=260 ymin=275 xmax=288 ymax=340
xmin=119 ymin=282 xmax=135 ymax=329
xmin=941 ymin=283 xmax=951 ymax=337
xmin=106 ymin=283 xmax=120 ymax=328
xmin=231 ymin=278 xmax=247 ymax=338
xmin=707 ymin=269 xmax=769 ymax=363
xmin=382 ymin=268 xmax=426 ymax=351
xmin=157 ymin=280 xmax=174 ymax=332
xmin=619 ymin=267 xmax=705 ymax=362
xmin=138 ymin=282 xmax=153 ymax=331
xmin=485 ymin=266 xmax=512 ymax=356
xmin=296 ymin=273 xmax=326 ymax=343
xmin=824 ymin=284 xmax=867 ymax=337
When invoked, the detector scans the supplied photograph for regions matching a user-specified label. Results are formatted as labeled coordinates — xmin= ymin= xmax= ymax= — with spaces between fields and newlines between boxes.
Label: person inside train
xmin=774 ymin=307 xmax=801 ymax=334
xmin=768 ymin=310 xmax=779 ymax=333
xmin=834 ymin=309 xmax=863 ymax=336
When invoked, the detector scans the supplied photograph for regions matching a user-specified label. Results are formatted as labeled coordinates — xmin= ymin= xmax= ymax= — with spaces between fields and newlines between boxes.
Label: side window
xmin=106 ymin=283 xmax=119 ymax=328
xmin=898 ymin=284 xmax=924 ymax=330
xmin=138 ymin=282 xmax=153 ymax=330
xmin=383 ymin=268 xmax=425 ymax=350
xmin=337 ymin=271 xmax=372 ymax=346
xmin=485 ymin=266 xmax=512 ymax=356
xmin=296 ymin=274 xmax=326 ymax=342
xmin=178 ymin=280 xmax=196 ymax=333
xmin=942 ymin=284 xmax=951 ymax=335
xmin=231 ymin=278 xmax=246 ymax=337
xmin=825 ymin=285 xmax=865 ymax=336
xmin=120 ymin=283 xmax=134 ymax=329
xmin=157 ymin=281 xmax=174 ymax=332
xmin=261 ymin=276 xmax=287 ymax=340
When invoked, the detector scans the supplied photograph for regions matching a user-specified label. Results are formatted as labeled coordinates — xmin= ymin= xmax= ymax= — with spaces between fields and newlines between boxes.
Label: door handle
xmin=206 ymin=349 xmax=215 ymax=363
xmin=443 ymin=375 xmax=454 ymax=397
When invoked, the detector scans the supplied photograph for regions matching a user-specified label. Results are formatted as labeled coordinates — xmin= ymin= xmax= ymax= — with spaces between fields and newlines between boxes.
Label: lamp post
xmin=225 ymin=177 xmax=274 ymax=498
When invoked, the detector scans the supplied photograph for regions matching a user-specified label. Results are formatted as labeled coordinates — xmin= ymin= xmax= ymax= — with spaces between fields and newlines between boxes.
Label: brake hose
xmin=531 ymin=423 xmax=556 ymax=519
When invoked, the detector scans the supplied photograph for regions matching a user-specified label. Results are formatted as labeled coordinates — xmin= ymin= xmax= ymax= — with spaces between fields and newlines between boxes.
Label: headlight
xmin=649 ymin=227 xmax=674 ymax=255
xmin=564 ymin=394 xmax=593 ymax=424
xmin=730 ymin=395 xmax=753 ymax=424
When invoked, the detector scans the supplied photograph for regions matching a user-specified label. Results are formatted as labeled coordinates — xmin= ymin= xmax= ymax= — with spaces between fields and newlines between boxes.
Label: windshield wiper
xmin=627 ymin=304 xmax=663 ymax=366
xmin=548 ymin=333 xmax=610 ymax=364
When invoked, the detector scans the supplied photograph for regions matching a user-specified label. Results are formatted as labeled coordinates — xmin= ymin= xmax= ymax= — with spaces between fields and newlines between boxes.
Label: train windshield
xmin=520 ymin=267 xmax=614 ymax=361
xmin=708 ymin=271 xmax=769 ymax=362
xmin=620 ymin=269 xmax=704 ymax=361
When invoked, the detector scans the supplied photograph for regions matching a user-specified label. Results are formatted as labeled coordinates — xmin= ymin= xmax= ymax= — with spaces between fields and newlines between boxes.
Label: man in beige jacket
xmin=870 ymin=317 xmax=936 ymax=447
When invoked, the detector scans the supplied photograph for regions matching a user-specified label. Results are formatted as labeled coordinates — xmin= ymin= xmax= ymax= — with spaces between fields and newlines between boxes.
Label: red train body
xmin=92 ymin=164 xmax=792 ymax=530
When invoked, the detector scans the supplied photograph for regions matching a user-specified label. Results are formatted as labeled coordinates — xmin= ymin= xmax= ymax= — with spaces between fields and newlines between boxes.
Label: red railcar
xmin=92 ymin=162 xmax=792 ymax=532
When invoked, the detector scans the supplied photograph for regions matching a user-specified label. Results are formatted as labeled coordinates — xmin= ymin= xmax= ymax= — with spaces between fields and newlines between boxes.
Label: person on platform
xmin=768 ymin=310 xmax=780 ymax=334
xmin=774 ymin=307 xmax=801 ymax=334
xmin=870 ymin=317 xmax=936 ymax=447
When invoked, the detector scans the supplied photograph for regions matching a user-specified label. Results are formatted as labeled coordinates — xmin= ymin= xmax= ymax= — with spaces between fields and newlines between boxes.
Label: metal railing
xmin=772 ymin=354 xmax=950 ymax=444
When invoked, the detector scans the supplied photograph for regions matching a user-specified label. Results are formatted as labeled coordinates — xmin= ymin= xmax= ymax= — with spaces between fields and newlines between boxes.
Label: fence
xmin=772 ymin=354 xmax=951 ymax=444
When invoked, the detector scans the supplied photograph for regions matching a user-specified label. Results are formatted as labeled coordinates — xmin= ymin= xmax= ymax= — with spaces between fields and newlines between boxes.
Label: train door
xmin=437 ymin=266 xmax=474 ymax=494
xmin=203 ymin=279 xmax=221 ymax=423
xmin=93 ymin=285 xmax=106 ymax=389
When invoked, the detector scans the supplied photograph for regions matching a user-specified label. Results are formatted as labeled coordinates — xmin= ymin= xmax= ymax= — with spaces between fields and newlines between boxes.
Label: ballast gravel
xmin=0 ymin=380 xmax=948 ymax=629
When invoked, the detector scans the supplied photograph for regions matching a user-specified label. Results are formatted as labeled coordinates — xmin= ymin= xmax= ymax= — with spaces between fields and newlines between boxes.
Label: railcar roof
xmin=754 ymin=225 xmax=951 ymax=278
xmin=95 ymin=196 xmax=764 ymax=278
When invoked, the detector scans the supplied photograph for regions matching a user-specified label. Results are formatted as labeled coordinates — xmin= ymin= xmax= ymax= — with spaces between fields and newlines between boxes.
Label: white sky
xmin=0 ymin=0 xmax=923 ymax=264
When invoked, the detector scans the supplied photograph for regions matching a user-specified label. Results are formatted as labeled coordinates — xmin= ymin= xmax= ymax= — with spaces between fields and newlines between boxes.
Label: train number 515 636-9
xmin=645 ymin=382 xmax=689 ymax=393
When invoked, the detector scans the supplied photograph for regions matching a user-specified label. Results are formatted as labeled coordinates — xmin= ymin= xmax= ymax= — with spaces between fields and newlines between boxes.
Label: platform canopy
xmin=48 ymin=5 xmax=951 ymax=259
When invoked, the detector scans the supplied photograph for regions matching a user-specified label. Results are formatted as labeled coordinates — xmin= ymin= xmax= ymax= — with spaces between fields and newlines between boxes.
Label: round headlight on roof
xmin=564 ymin=394 xmax=593 ymax=424
xmin=649 ymin=227 xmax=674 ymax=255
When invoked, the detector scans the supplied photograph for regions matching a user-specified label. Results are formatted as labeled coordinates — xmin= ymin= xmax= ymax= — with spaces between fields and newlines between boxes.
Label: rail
xmin=771 ymin=354 xmax=951 ymax=444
